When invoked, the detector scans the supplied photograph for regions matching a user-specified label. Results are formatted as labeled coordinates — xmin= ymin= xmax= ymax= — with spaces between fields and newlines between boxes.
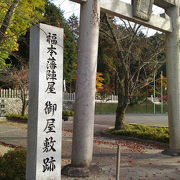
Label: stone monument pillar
xmin=26 ymin=23 xmax=63 ymax=179
xmin=164 ymin=6 xmax=180 ymax=155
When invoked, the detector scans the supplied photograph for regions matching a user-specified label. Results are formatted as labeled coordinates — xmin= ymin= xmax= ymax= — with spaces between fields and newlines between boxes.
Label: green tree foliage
xmin=98 ymin=16 xmax=119 ymax=94
xmin=98 ymin=30 xmax=117 ymax=91
xmin=43 ymin=1 xmax=77 ymax=83
xmin=98 ymin=14 xmax=120 ymax=92
xmin=0 ymin=0 xmax=45 ymax=67
xmin=63 ymin=27 xmax=77 ymax=83
xmin=68 ymin=13 xmax=79 ymax=42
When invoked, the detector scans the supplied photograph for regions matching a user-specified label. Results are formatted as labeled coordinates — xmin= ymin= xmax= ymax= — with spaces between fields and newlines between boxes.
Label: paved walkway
xmin=61 ymin=130 xmax=180 ymax=180
xmin=64 ymin=114 xmax=168 ymax=136
xmin=94 ymin=114 xmax=168 ymax=127
xmin=1 ymin=117 xmax=180 ymax=180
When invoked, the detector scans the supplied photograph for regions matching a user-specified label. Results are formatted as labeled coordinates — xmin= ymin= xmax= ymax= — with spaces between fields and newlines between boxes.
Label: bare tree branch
xmin=99 ymin=29 xmax=113 ymax=39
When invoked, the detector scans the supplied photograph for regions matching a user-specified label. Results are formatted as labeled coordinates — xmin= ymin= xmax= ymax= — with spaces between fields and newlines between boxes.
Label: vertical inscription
xmin=37 ymin=24 xmax=63 ymax=179
xmin=41 ymin=32 xmax=58 ymax=174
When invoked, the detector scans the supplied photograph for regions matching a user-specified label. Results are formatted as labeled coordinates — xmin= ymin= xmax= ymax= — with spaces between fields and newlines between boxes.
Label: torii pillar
xmin=62 ymin=0 xmax=101 ymax=176
xmin=163 ymin=4 xmax=180 ymax=155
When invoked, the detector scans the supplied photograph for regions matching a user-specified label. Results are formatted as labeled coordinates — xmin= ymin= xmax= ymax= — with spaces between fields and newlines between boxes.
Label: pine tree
xmin=68 ymin=14 xmax=79 ymax=42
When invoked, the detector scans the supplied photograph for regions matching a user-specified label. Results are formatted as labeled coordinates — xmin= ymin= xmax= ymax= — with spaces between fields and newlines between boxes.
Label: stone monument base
xmin=61 ymin=164 xmax=101 ymax=177
xmin=162 ymin=149 xmax=180 ymax=156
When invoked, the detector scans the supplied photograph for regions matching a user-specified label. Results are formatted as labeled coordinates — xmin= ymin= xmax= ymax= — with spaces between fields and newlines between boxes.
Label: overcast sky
xmin=52 ymin=0 xmax=164 ymax=35
xmin=52 ymin=0 xmax=80 ymax=18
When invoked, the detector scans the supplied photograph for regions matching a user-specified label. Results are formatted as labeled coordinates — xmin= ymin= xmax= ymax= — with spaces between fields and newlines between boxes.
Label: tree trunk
xmin=21 ymin=94 xmax=25 ymax=116
xmin=21 ymin=91 xmax=28 ymax=116
xmin=115 ymin=73 xmax=117 ymax=95
xmin=21 ymin=103 xmax=25 ymax=116
xmin=0 ymin=0 xmax=20 ymax=44
xmin=115 ymin=79 xmax=128 ymax=130
xmin=115 ymin=105 xmax=126 ymax=129
xmin=21 ymin=105 xmax=25 ymax=116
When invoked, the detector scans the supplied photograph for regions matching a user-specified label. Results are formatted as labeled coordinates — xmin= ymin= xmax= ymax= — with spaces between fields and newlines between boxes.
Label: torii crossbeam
xmin=73 ymin=0 xmax=173 ymax=32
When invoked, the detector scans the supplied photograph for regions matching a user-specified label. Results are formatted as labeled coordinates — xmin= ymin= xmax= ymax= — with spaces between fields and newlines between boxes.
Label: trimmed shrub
xmin=62 ymin=110 xmax=74 ymax=116
xmin=6 ymin=114 xmax=28 ymax=122
xmin=0 ymin=149 xmax=26 ymax=180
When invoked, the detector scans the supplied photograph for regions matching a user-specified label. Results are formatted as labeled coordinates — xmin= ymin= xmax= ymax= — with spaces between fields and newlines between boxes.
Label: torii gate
xmin=62 ymin=0 xmax=180 ymax=176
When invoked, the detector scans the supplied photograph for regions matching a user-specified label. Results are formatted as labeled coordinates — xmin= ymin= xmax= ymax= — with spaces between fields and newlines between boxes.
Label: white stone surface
xmin=166 ymin=6 xmax=180 ymax=152
xmin=0 ymin=98 xmax=73 ymax=115
xmin=0 ymin=98 xmax=28 ymax=115
xmin=71 ymin=0 xmax=100 ymax=167
xmin=26 ymin=23 xmax=63 ymax=180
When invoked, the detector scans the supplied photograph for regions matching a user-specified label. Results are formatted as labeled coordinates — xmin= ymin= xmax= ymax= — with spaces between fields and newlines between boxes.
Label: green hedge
xmin=6 ymin=110 xmax=74 ymax=123
xmin=95 ymin=102 xmax=168 ymax=114
xmin=105 ymin=124 xmax=169 ymax=143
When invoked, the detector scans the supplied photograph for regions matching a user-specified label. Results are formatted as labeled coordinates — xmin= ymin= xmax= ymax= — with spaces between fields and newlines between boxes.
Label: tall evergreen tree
xmin=43 ymin=1 xmax=77 ymax=84
xmin=68 ymin=13 xmax=79 ymax=42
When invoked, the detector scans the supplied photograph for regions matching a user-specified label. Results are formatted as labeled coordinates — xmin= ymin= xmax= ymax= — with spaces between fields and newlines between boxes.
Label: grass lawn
xmin=105 ymin=124 xmax=169 ymax=143
xmin=95 ymin=101 xmax=168 ymax=114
